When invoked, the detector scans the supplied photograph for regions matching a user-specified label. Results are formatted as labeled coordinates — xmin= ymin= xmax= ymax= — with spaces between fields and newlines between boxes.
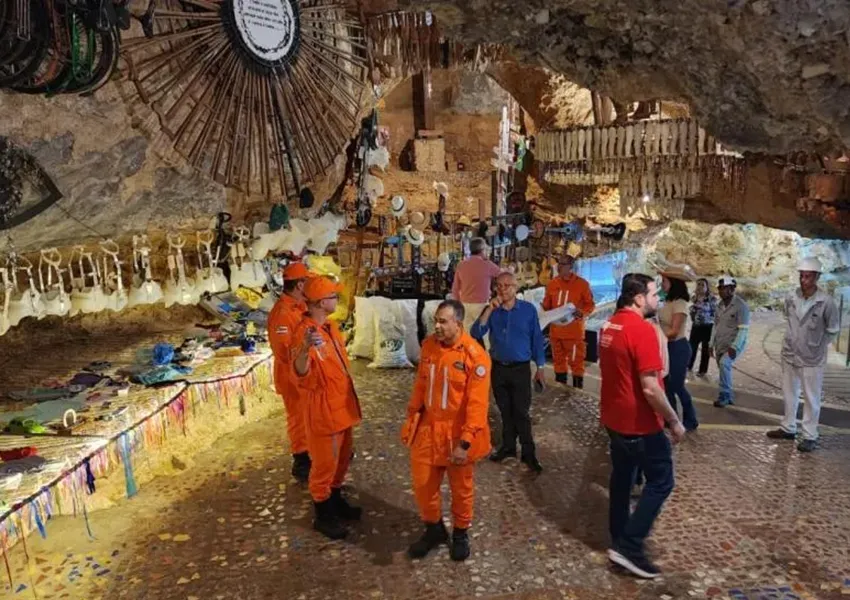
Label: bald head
xmin=495 ymin=270 xmax=517 ymax=304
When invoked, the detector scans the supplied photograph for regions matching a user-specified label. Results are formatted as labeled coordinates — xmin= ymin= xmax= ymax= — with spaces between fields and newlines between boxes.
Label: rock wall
xmin=403 ymin=0 xmax=850 ymax=154
xmin=643 ymin=221 xmax=850 ymax=306
xmin=0 ymin=88 xmax=227 ymax=252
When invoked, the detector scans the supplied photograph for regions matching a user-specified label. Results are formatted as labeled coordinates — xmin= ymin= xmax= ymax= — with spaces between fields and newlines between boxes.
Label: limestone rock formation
xmin=646 ymin=221 xmax=850 ymax=306
xmin=402 ymin=0 xmax=850 ymax=154
xmin=0 ymin=89 xmax=226 ymax=251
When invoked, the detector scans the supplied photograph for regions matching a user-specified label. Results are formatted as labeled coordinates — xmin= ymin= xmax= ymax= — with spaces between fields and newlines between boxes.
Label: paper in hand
xmin=539 ymin=303 xmax=576 ymax=330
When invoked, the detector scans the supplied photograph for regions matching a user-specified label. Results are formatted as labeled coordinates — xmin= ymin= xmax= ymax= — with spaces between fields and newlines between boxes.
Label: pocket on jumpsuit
xmin=308 ymin=391 xmax=334 ymax=437
xmin=805 ymin=314 xmax=824 ymax=348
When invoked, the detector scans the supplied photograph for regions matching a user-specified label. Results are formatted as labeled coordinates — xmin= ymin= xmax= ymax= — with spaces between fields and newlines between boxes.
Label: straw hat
xmin=405 ymin=226 xmax=425 ymax=247
xmin=390 ymin=195 xmax=406 ymax=217
xmin=658 ymin=264 xmax=697 ymax=282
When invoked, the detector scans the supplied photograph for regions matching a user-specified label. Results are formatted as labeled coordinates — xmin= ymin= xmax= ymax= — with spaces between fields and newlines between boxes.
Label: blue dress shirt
xmin=470 ymin=299 xmax=545 ymax=367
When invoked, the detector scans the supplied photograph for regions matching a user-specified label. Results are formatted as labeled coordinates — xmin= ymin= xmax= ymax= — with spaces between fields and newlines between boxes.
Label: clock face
xmin=231 ymin=0 xmax=299 ymax=65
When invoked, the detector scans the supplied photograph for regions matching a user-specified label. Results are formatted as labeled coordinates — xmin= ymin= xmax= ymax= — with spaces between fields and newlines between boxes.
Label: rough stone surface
xmin=401 ymin=0 xmax=850 ymax=154
xmin=641 ymin=220 xmax=850 ymax=306
xmin=0 ymin=88 xmax=226 ymax=251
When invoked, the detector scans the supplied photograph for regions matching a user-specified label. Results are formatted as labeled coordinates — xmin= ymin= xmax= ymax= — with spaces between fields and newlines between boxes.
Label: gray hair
xmin=469 ymin=237 xmax=487 ymax=255
xmin=437 ymin=299 xmax=465 ymax=322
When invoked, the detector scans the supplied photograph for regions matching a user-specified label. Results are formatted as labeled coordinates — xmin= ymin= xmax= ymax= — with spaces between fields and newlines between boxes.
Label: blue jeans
xmin=716 ymin=353 xmax=735 ymax=405
xmin=665 ymin=338 xmax=699 ymax=430
xmin=607 ymin=429 xmax=674 ymax=556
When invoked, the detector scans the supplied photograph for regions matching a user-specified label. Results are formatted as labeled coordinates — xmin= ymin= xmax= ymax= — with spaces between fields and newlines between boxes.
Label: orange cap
xmin=283 ymin=262 xmax=312 ymax=280
xmin=303 ymin=276 xmax=342 ymax=302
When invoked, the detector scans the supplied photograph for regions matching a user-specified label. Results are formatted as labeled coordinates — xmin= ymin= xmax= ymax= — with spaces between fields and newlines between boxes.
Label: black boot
xmin=330 ymin=487 xmax=362 ymax=521
xmin=407 ymin=521 xmax=449 ymax=559
xmin=450 ymin=527 xmax=470 ymax=562
xmin=313 ymin=499 xmax=347 ymax=540
xmin=522 ymin=454 xmax=543 ymax=474
xmin=291 ymin=452 xmax=311 ymax=483
xmin=489 ymin=447 xmax=516 ymax=463
xmin=555 ymin=373 xmax=568 ymax=385
xmin=572 ymin=375 xmax=584 ymax=389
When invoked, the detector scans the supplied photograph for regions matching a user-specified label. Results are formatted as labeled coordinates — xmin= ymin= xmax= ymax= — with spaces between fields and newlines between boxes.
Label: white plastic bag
xmin=393 ymin=299 xmax=420 ymax=363
xmin=422 ymin=299 xmax=443 ymax=337
xmin=350 ymin=296 xmax=387 ymax=359
xmin=368 ymin=304 xmax=412 ymax=369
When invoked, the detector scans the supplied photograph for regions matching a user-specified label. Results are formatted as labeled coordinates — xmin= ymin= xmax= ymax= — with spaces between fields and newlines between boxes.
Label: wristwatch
xmin=459 ymin=440 xmax=471 ymax=451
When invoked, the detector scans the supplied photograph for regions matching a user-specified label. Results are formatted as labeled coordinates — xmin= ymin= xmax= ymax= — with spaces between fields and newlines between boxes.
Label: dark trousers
xmin=665 ymin=338 xmax=699 ymax=431
xmin=492 ymin=361 xmax=535 ymax=459
xmin=688 ymin=324 xmax=713 ymax=374
xmin=607 ymin=429 xmax=674 ymax=556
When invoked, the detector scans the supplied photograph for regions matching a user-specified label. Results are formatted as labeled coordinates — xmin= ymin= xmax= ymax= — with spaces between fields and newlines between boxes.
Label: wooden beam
xmin=412 ymin=71 xmax=435 ymax=132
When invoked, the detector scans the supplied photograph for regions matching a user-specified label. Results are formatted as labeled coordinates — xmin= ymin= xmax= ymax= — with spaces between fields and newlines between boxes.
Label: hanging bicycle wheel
xmin=122 ymin=0 xmax=368 ymax=199
xmin=0 ymin=0 xmax=51 ymax=87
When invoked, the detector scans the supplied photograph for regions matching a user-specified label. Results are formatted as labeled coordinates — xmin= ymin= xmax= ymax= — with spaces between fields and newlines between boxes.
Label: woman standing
xmin=658 ymin=269 xmax=699 ymax=432
xmin=688 ymin=278 xmax=717 ymax=377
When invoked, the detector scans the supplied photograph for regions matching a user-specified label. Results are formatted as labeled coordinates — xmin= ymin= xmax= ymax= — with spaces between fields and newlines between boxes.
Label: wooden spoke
xmin=122 ymin=0 xmax=367 ymax=200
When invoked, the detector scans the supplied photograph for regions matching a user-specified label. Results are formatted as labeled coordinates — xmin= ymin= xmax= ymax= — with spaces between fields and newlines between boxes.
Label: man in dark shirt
xmin=472 ymin=272 xmax=545 ymax=473
xmin=599 ymin=273 xmax=685 ymax=579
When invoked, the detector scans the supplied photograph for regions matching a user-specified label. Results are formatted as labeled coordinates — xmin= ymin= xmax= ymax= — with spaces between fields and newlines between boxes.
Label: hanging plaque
xmin=231 ymin=0 xmax=300 ymax=65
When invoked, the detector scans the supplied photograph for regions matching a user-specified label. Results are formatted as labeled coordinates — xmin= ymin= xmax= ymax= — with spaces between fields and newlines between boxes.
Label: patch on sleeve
xmin=276 ymin=326 xmax=289 ymax=335
xmin=474 ymin=364 xmax=487 ymax=378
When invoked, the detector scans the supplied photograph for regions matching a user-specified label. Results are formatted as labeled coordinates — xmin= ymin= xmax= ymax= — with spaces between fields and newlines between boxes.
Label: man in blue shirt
xmin=471 ymin=272 xmax=546 ymax=473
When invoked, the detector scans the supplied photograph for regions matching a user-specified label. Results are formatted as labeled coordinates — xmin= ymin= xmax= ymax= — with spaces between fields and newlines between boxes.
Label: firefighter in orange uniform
xmin=267 ymin=262 xmax=314 ymax=482
xmin=542 ymin=253 xmax=595 ymax=389
xmin=292 ymin=277 xmax=363 ymax=540
xmin=401 ymin=299 xmax=491 ymax=562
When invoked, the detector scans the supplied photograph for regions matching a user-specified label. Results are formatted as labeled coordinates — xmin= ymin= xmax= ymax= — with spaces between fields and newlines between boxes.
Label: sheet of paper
xmin=539 ymin=303 xmax=575 ymax=330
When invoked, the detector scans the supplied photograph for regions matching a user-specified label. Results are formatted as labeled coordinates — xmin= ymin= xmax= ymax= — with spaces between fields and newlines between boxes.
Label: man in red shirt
xmin=451 ymin=237 xmax=502 ymax=303
xmin=599 ymin=273 xmax=685 ymax=579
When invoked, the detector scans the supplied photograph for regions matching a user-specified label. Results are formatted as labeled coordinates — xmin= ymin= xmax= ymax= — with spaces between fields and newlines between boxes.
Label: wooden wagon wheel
xmin=122 ymin=0 xmax=368 ymax=200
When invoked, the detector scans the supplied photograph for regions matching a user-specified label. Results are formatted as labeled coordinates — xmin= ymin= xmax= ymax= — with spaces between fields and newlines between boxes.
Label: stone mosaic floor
xmin=3 ymin=361 xmax=850 ymax=600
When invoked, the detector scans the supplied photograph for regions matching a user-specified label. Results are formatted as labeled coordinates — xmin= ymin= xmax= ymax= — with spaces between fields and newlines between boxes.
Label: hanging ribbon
xmin=1 ymin=530 xmax=13 ymax=589
xmin=33 ymin=502 xmax=46 ymax=540
xmin=83 ymin=458 xmax=96 ymax=494
xmin=118 ymin=434 xmax=138 ymax=498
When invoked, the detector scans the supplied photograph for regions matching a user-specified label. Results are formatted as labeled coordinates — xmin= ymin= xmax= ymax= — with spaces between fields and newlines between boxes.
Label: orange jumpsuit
xmin=401 ymin=331 xmax=491 ymax=529
xmin=543 ymin=274 xmax=595 ymax=377
xmin=292 ymin=316 xmax=362 ymax=502
xmin=267 ymin=294 xmax=308 ymax=454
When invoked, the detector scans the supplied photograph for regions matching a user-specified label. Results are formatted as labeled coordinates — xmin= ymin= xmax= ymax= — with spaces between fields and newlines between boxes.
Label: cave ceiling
xmin=394 ymin=0 xmax=850 ymax=155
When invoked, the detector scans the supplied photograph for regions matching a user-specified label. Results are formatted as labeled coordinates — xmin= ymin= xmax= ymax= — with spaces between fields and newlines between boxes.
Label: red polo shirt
xmin=599 ymin=309 xmax=665 ymax=435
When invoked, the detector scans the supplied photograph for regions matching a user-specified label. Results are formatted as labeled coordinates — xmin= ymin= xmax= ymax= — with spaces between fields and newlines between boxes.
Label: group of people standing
xmin=266 ymin=245 xmax=840 ymax=575
xmin=600 ymin=256 xmax=840 ymax=579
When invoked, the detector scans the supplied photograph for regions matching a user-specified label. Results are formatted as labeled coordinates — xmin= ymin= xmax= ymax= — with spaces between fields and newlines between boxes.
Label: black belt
xmin=493 ymin=360 xmax=530 ymax=367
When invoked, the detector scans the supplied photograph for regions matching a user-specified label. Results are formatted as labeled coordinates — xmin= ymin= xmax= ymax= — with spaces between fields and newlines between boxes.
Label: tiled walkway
xmin=4 ymin=359 xmax=850 ymax=600
xmin=682 ymin=312 xmax=850 ymax=408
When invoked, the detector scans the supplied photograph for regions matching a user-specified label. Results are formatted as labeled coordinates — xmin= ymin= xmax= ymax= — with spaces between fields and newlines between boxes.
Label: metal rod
xmin=287 ymin=62 xmax=342 ymax=163
xmin=256 ymin=73 xmax=272 ymax=198
xmin=122 ymin=22 xmax=220 ymax=51
xmin=298 ymin=42 xmax=363 ymax=105
xmin=226 ymin=67 xmax=251 ymax=188
xmin=274 ymin=70 xmax=320 ymax=182
xmin=265 ymin=84 xmax=290 ymax=199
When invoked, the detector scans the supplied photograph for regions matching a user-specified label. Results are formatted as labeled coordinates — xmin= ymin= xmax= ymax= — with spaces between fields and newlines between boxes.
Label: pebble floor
xmin=3 ymin=361 xmax=850 ymax=600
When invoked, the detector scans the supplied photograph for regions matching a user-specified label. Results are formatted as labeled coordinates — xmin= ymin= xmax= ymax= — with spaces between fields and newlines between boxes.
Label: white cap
xmin=798 ymin=257 xmax=822 ymax=273
xmin=717 ymin=275 xmax=737 ymax=287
